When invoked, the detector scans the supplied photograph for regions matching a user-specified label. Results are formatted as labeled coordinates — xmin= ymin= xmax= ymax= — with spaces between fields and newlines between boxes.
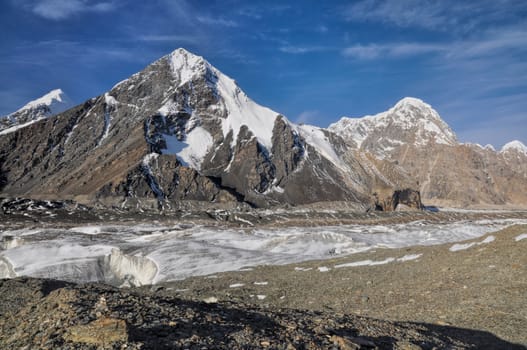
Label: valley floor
xmin=159 ymin=224 xmax=527 ymax=347
xmin=0 ymin=208 xmax=526 ymax=348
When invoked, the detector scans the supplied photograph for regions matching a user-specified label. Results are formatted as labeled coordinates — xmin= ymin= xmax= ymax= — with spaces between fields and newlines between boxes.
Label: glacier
xmin=1 ymin=218 xmax=525 ymax=286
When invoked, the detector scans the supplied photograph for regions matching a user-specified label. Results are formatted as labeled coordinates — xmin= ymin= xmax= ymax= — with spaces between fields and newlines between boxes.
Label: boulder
xmin=374 ymin=188 xmax=423 ymax=211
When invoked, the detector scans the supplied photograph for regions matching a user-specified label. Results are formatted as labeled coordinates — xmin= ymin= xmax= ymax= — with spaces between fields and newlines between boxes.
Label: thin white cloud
xmin=342 ymin=44 xmax=384 ymax=59
xmin=30 ymin=0 xmax=117 ymax=20
xmin=137 ymin=34 xmax=197 ymax=43
xmin=343 ymin=42 xmax=444 ymax=59
xmin=342 ymin=26 xmax=527 ymax=60
xmin=343 ymin=0 xmax=527 ymax=32
xmin=196 ymin=15 xmax=238 ymax=27
xmin=280 ymin=46 xmax=331 ymax=54
xmin=344 ymin=0 xmax=446 ymax=30
xmin=449 ymin=29 xmax=527 ymax=58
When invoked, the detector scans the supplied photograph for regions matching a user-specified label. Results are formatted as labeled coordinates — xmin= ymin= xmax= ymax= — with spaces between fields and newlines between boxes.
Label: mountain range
xmin=0 ymin=48 xmax=526 ymax=210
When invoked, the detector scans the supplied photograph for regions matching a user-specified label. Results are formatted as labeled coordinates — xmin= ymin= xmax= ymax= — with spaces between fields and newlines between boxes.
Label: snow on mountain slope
xmin=168 ymin=48 xmax=279 ymax=150
xmin=162 ymin=125 xmax=214 ymax=170
xmin=329 ymin=97 xmax=458 ymax=156
xmin=500 ymin=140 xmax=527 ymax=155
xmin=294 ymin=124 xmax=347 ymax=170
xmin=0 ymin=89 xmax=73 ymax=134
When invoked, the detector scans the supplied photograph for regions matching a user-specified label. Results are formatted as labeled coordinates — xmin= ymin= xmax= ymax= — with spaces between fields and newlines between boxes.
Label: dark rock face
xmin=220 ymin=126 xmax=275 ymax=197
xmin=271 ymin=116 xmax=304 ymax=185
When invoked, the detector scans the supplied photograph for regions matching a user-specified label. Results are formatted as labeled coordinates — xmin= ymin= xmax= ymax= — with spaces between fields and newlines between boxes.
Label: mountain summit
xmin=329 ymin=97 xmax=457 ymax=159
xmin=500 ymin=140 xmax=527 ymax=155
xmin=0 ymin=89 xmax=73 ymax=134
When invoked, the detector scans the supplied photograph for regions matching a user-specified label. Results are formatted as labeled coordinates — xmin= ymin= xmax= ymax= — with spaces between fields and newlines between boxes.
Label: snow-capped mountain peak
xmin=393 ymin=96 xmax=429 ymax=110
xmin=501 ymin=140 xmax=527 ymax=154
xmin=18 ymin=88 xmax=69 ymax=114
xmin=158 ymin=48 xmax=281 ymax=152
xmin=168 ymin=48 xmax=212 ymax=87
xmin=389 ymin=97 xmax=452 ymax=133
xmin=329 ymin=97 xmax=457 ymax=157
xmin=0 ymin=89 xmax=73 ymax=135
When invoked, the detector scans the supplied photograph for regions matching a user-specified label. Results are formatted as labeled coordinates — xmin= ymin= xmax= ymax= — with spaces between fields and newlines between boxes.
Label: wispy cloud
xmin=137 ymin=34 xmax=197 ymax=43
xmin=196 ymin=15 xmax=238 ymax=27
xmin=5 ymin=39 xmax=151 ymax=66
xmin=343 ymin=0 xmax=527 ymax=32
xmin=27 ymin=0 xmax=117 ymax=20
xmin=280 ymin=45 xmax=331 ymax=54
xmin=342 ymin=26 xmax=527 ymax=60
xmin=342 ymin=43 xmax=444 ymax=59
xmin=344 ymin=0 xmax=447 ymax=30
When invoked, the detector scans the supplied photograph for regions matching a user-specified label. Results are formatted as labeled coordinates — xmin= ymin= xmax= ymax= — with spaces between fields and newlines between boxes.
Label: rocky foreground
xmin=1 ymin=224 xmax=526 ymax=349
xmin=0 ymin=277 xmax=523 ymax=350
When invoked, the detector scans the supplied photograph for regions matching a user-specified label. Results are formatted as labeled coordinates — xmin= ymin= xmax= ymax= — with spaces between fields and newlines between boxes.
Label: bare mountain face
xmin=330 ymin=98 xmax=527 ymax=207
xmin=0 ymin=48 xmax=409 ymax=210
xmin=0 ymin=89 xmax=73 ymax=134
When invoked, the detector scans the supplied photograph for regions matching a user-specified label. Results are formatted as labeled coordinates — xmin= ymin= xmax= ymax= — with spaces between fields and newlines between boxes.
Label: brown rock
xmin=64 ymin=317 xmax=128 ymax=346
xmin=329 ymin=335 xmax=361 ymax=350
xmin=373 ymin=188 xmax=423 ymax=211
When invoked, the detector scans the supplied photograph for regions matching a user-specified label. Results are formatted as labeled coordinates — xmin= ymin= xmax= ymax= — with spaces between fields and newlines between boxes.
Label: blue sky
xmin=1 ymin=0 xmax=526 ymax=148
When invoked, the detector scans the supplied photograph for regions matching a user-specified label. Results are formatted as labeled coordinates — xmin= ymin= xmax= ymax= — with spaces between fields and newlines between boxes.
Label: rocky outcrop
xmin=271 ymin=116 xmax=304 ymax=185
xmin=373 ymin=188 xmax=423 ymax=211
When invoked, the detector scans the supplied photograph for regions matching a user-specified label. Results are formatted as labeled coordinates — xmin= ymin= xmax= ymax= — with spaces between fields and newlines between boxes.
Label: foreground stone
xmin=64 ymin=317 xmax=128 ymax=346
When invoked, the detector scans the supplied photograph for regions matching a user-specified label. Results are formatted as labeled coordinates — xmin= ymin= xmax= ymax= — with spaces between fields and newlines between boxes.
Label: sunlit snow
xmin=162 ymin=126 xmax=213 ymax=170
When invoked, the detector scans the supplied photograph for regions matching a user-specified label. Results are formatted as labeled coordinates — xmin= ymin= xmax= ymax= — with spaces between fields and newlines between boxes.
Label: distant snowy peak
xmin=17 ymin=89 xmax=70 ymax=115
xmin=462 ymin=143 xmax=497 ymax=152
xmin=329 ymin=97 xmax=458 ymax=152
xmin=0 ymin=89 xmax=73 ymax=134
xmin=484 ymin=144 xmax=496 ymax=151
xmin=501 ymin=140 xmax=527 ymax=155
